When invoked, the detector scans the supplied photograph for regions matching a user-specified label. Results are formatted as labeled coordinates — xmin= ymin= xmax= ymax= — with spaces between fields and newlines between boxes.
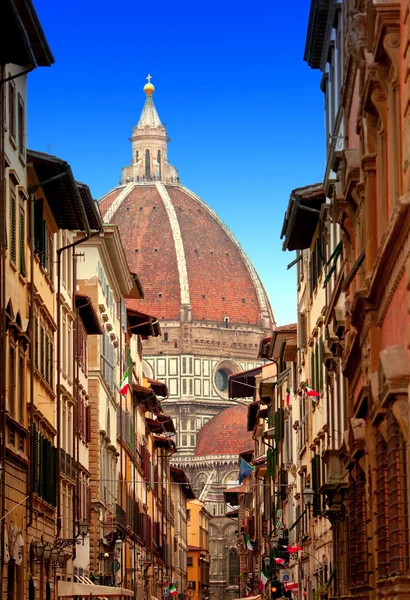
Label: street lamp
xmin=302 ymin=487 xmax=315 ymax=508
xmin=32 ymin=541 xmax=45 ymax=560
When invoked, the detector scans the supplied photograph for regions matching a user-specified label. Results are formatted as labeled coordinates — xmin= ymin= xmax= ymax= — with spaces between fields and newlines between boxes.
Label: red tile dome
xmin=99 ymin=182 xmax=273 ymax=326
xmin=194 ymin=404 xmax=253 ymax=457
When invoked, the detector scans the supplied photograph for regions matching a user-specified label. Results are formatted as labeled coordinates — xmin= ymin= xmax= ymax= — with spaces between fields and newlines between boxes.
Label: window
xmin=18 ymin=94 xmax=25 ymax=158
xmin=163 ymin=332 xmax=168 ymax=342
xmin=40 ymin=326 xmax=45 ymax=377
xmin=145 ymin=149 xmax=151 ymax=178
xmin=8 ymin=343 xmax=16 ymax=418
xmin=157 ymin=149 xmax=161 ymax=179
xmin=229 ymin=551 xmax=239 ymax=585
xmin=187 ymin=556 xmax=193 ymax=567
xmin=181 ymin=435 xmax=187 ymax=446
xmin=190 ymin=435 xmax=195 ymax=447
xmin=215 ymin=369 xmax=229 ymax=392
xmin=376 ymin=430 xmax=389 ymax=578
xmin=386 ymin=410 xmax=409 ymax=574
xmin=8 ymin=80 xmax=16 ymax=140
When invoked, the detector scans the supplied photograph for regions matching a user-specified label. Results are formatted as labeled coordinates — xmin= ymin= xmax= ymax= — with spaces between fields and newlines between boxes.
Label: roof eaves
xmin=304 ymin=0 xmax=331 ymax=69
xmin=1 ymin=0 xmax=54 ymax=67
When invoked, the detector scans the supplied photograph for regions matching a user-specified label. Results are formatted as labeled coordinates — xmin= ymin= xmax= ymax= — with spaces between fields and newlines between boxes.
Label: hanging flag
xmin=304 ymin=384 xmax=320 ymax=398
xmin=285 ymin=387 xmax=290 ymax=407
xmin=169 ymin=585 xmax=178 ymax=596
xmin=243 ymin=531 xmax=254 ymax=552
xmin=274 ymin=557 xmax=285 ymax=565
xmin=281 ymin=545 xmax=302 ymax=553
xmin=239 ymin=458 xmax=255 ymax=484
xmin=119 ymin=370 xmax=129 ymax=396
xmin=258 ymin=571 xmax=269 ymax=591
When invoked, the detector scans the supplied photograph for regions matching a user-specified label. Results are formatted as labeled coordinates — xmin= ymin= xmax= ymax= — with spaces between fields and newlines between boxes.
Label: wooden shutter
xmin=19 ymin=210 xmax=26 ymax=276
xmin=311 ymin=454 xmax=321 ymax=516
xmin=40 ymin=326 xmax=45 ymax=376
xmin=49 ymin=235 xmax=53 ymax=282
xmin=86 ymin=405 xmax=91 ymax=444
xmin=34 ymin=198 xmax=44 ymax=254
xmin=10 ymin=194 xmax=16 ymax=263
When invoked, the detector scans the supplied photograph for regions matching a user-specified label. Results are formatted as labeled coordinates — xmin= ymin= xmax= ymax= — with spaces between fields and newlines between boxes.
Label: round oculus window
xmin=215 ymin=369 xmax=229 ymax=392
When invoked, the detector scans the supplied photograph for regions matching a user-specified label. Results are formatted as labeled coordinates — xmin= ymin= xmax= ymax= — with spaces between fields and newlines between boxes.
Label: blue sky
xmin=28 ymin=0 xmax=324 ymax=326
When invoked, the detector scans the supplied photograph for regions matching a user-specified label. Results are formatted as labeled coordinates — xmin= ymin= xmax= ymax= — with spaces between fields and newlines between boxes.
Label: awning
xmin=146 ymin=414 xmax=175 ymax=434
xmin=152 ymin=434 xmax=176 ymax=451
xmin=247 ymin=400 xmax=268 ymax=431
xmin=234 ymin=596 xmax=261 ymax=600
xmin=146 ymin=378 xmax=168 ymax=398
xmin=75 ymin=293 xmax=103 ymax=335
xmin=132 ymin=384 xmax=162 ymax=415
xmin=127 ymin=308 xmax=161 ymax=338
xmin=58 ymin=580 xmax=133 ymax=597
xmin=229 ymin=366 xmax=262 ymax=399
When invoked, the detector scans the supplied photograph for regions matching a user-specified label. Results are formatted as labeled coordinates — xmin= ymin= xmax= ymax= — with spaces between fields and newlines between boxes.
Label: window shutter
xmin=43 ymin=221 xmax=48 ymax=272
xmin=49 ymin=236 xmax=53 ymax=282
xmin=34 ymin=316 xmax=39 ymax=369
xmin=34 ymin=198 xmax=44 ymax=254
xmin=45 ymin=334 xmax=49 ymax=384
xmin=19 ymin=211 xmax=26 ymax=276
xmin=49 ymin=341 xmax=53 ymax=388
xmin=311 ymin=454 xmax=321 ymax=516
xmin=40 ymin=326 xmax=45 ymax=376
xmin=33 ymin=425 xmax=39 ymax=494
xmin=86 ymin=405 xmax=91 ymax=444
xmin=10 ymin=194 xmax=16 ymax=264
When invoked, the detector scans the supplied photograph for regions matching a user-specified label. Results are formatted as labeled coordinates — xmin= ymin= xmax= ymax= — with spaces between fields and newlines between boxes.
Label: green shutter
xmin=40 ymin=327 xmax=45 ymax=376
xmin=19 ymin=211 xmax=26 ymax=276
xmin=34 ymin=198 xmax=44 ymax=254
xmin=33 ymin=425 xmax=39 ymax=494
xmin=45 ymin=335 xmax=49 ymax=384
xmin=10 ymin=194 xmax=16 ymax=263
xmin=49 ymin=341 xmax=53 ymax=389
xmin=49 ymin=236 xmax=53 ymax=282
xmin=34 ymin=317 xmax=39 ymax=369
xmin=311 ymin=454 xmax=321 ymax=516
xmin=274 ymin=409 xmax=284 ymax=443
xmin=315 ymin=341 xmax=319 ymax=394
xmin=311 ymin=349 xmax=315 ymax=391
xmin=319 ymin=337 xmax=323 ymax=391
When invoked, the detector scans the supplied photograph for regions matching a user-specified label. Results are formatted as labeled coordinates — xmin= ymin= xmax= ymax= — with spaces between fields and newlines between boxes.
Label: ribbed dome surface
xmin=194 ymin=404 xmax=253 ymax=456
xmin=100 ymin=182 xmax=273 ymax=326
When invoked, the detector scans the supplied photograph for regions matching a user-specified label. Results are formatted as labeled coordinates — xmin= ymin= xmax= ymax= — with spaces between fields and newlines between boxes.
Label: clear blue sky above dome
xmin=27 ymin=0 xmax=324 ymax=326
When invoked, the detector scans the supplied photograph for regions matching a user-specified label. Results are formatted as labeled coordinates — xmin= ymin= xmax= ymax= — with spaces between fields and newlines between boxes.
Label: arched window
xmin=387 ymin=410 xmax=409 ymax=574
xmin=135 ymin=150 xmax=139 ymax=163
xmin=229 ymin=550 xmax=239 ymax=585
xmin=145 ymin=149 xmax=151 ymax=178
xmin=157 ymin=150 xmax=161 ymax=179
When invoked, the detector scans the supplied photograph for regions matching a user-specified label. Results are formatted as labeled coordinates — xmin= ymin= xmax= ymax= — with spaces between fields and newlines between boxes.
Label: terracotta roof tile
xmin=195 ymin=404 xmax=253 ymax=457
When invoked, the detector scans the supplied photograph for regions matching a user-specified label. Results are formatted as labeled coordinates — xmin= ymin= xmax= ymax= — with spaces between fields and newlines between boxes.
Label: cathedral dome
xmin=100 ymin=182 xmax=273 ymax=327
xmin=194 ymin=404 xmax=253 ymax=456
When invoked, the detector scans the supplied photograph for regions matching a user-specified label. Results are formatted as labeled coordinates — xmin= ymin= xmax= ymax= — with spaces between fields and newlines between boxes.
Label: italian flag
xmin=282 ymin=545 xmax=302 ymax=553
xmin=119 ymin=370 xmax=129 ymax=396
xmin=304 ymin=385 xmax=320 ymax=398
xmin=258 ymin=571 xmax=269 ymax=591
xmin=169 ymin=585 xmax=177 ymax=596
xmin=243 ymin=531 xmax=254 ymax=552
xmin=285 ymin=387 xmax=290 ymax=407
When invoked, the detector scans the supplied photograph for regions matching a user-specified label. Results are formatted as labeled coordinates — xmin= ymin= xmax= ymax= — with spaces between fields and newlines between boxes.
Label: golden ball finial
xmin=144 ymin=73 xmax=155 ymax=96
